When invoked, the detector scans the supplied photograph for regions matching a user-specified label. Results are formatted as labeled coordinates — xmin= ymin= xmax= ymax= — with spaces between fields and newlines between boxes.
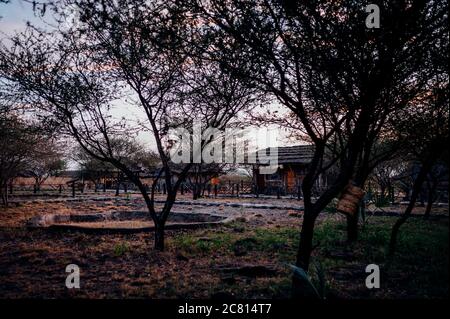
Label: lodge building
xmin=252 ymin=145 xmax=329 ymax=195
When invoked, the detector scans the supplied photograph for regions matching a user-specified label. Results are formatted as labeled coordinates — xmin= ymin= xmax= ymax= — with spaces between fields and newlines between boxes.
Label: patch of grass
xmin=113 ymin=242 xmax=129 ymax=257
xmin=386 ymin=219 xmax=449 ymax=298
xmin=170 ymin=215 xmax=447 ymax=298
xmin=312 ymin=216 xmax=449 ymax=298
xmin=324 ymin=198 xmax=339 ymax=214
xmin=314 ymin=220 xmax=345 ymax=246
xmin=172 ymin=226 xmax=299 ymax=260
xmin=224 ymin=220 xmax=247 ymax=233
xmin=253 ymin=227 xmax=298 ymax=253
xmin=172 ymin=232 xmax=235 ymax=254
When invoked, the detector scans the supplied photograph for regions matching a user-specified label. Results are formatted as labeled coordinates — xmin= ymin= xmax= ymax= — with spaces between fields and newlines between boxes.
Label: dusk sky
xmin=0 ymin=0 xmax=295 ymax=160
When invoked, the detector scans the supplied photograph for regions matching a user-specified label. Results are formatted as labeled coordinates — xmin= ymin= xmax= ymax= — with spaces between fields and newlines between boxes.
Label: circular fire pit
xmin=27 ymin=211 xmax=235 ymax=234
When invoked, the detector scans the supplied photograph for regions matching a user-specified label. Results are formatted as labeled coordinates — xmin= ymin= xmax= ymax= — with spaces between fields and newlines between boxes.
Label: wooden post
xmin=9 ymin=183 xmax=13 ymax=195
xmin=236 ymin=183 xmax=240 ymax=197
xmin=124 ymin=183 xmax=128 ymax=193
xmin=231 ymin=184 xmax=234 ymax=197
xmin=277 ymin=186 xmax=281 ymax=199
xmin=214 ymin=184 xmax=218 ymax=198
xmin=297 ymin=184 xmax=302 ymax=200
xmin=255 ymin=183 xmax=259 ymax=198
xmin=33 ymin=184 xmax=37 ymax=194
xmin=59 ymin=184 xmax=62 ymax=194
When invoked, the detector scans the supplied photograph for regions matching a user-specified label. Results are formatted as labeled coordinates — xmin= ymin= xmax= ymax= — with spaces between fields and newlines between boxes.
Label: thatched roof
xmin=253 ymin=145 xmax=314 ymax=165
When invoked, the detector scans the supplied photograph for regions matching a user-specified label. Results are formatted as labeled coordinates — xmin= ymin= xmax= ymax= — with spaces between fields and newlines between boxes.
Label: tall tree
xmin=388 ymin=83 xmax=449 ymax=256
xmin=26 ymin=139 xmax=66 ymax=191
xmin=0 ymin=115 xmax=46 ymax=205
xmin=187 ymin=0 xmax=447 ymax=281
xmin=0 ymin=0 xmax=258 ymax=250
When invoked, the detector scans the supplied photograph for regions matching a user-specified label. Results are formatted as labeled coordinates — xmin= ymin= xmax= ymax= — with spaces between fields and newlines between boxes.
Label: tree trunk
xmin=345 ymin=186 xmax=365 ymax=242
xmin=0 ymin=184 xmax=7 ymax=206
xmin=423 ymin=198 xmax=433 ymax=219
xmin=389 ymin=161 xmax=431 ymax=256
xmin=292 ymin=208 xmax=319 ymax=298
xmin=424 ymin=180 xmax=437 ymax=220
xmin=192 ymin=184 xmax=197 ymax=200
xmin=115 ymin=172 xmax=121 ymax=196
xmin=295 ymin=211 xmax=318 ymax=270
xmin=154 ymin=222 xmax=165 ymax=251
xmin=346 ymin=213 xmax=359 ymax=242
xmin=115 ymin=183 xmax=120 ymax=196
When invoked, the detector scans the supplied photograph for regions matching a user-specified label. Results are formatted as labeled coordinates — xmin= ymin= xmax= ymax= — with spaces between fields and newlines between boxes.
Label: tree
xmin=423 ymin=155 xmax=448 ymax=219
xmin=388 ymin=84 xmax=449 ymax=256
xmin=75 ymin=139 xmax=159 ymax=192
xmin=189 ymin=1 xmax=447 ymax=280
xmin=0 ymin=115 xmax=44 ymax=205
xmin=26 ymin=139 xmax=66 ymax=191
xmin=75 ymin=148 xmax=114 ymax=191
xmin=185 ymin=163 xmax=226 ymax=199
xmin=0 ymin=0 xmax=258 ymax=250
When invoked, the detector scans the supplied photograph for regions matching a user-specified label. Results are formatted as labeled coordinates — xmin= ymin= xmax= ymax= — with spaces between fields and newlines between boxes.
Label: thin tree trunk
xmin=345 ymin=182 xmax=366 ymax=242
xmin=154 ymin=222 xmax=165 ymax=251
xmin=292 ymin=208 xmax=319 ymax=298
xmin=389 ymin=161 xmax=431 ymax=256
xmin=423 ymin=198 xmax=433 ymax=219
xmin=0 ymin=183 xmax=7 ymax=206
xmin=115 ymin=173 xmax=121 ymax=196
xmin=424 ymin=180 xmax=437 ymax=219
xmin=346 ymin=213 xmax=359 ymax=242
xmin=295 ymin=210 xmax=318 ymax=271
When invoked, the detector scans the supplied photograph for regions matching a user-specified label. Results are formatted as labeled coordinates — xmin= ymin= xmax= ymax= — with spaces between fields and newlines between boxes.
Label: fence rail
xmin=9 ymin=180 xmax=440 ymax=203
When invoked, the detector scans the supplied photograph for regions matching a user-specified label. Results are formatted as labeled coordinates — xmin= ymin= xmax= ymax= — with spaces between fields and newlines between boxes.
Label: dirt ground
xmin=0 ymin=194 xmax=448 ymax=298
